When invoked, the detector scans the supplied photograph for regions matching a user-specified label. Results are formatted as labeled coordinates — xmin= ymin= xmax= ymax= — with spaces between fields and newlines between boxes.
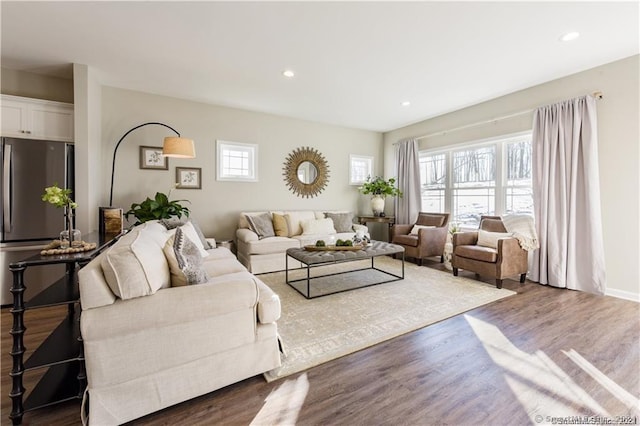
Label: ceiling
xmin=1 ymin=1 xmax=638 ymax=132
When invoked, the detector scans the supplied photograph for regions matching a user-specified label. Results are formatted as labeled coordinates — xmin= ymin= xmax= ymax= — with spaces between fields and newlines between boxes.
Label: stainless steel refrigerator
xmin=1 ymin=137 xmax=74 ymax=305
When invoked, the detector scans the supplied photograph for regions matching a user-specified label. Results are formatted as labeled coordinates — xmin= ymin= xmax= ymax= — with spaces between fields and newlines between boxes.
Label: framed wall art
xmin=139 ymin=146 xmax=168 ymax=170
xmin=176 ymin=167 xmax=202 ymax=189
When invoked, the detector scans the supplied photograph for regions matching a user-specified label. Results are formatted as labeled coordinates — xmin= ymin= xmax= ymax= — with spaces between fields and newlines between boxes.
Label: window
xmin=349 ymin=155 xmax=373 ymax=185
xmin=419 ymin=133 xmax=532 ymax=228
xmin=216 ymin=140 xmax=258 ymax=182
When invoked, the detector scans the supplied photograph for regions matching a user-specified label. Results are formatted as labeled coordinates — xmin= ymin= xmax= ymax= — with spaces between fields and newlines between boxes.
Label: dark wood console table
xmin=8 ymin=232 xmax=121 ymax=425
xmin=357 ymin=215 xmax=395 ymax=242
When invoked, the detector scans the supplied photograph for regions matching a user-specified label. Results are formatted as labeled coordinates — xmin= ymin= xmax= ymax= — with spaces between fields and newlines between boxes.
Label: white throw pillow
xmin=284 ymin=211 xmax=317 ymax=236
xmin=410 ymin=224 xmax=435 ymax=235
xmin=477 ymin=229 xmax=513 ymax=249
xmin=301 ymin=218 xmax=337 ymax=235
xmin=100 ymin=227 xmax=169 ymax=299
xmin=178 ymin=221 xmax=210 ymax=258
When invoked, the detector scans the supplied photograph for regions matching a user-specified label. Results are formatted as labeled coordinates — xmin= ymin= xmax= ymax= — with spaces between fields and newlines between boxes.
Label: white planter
xmin=371 ymin=195 xmax=385 ymax=216
xmin=443 ymin=241 xmax=453 ymax=270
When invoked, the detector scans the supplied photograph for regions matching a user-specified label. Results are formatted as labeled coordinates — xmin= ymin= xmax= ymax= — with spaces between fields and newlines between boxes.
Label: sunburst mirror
xmin=283 ymin=147 xmax=330 ymax=198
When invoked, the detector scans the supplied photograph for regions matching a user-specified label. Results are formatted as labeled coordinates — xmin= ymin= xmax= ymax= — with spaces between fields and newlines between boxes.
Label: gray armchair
xmin=452 ymin=215 xmax=527 ymax=289
xmin=390 ymin=212 xmax=450 ymax=266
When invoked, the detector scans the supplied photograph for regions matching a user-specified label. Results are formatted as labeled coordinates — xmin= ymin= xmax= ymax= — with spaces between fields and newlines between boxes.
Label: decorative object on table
xmin=282 ymin=146 xmax=330 ymax=198
xmin=41 ymin=184 xmax=81 ymax=248
xmin=359 ymin=176 xmax=403 ymax=217
xmin=139 ymin=145 xmax=169 ymax=170
xmin=108 ymin=121 xmax=196 ymax=206
xmin=304 ymin=244 xmax=364 ymax=251
xmin=99 ymin=207 xmax=124 ymax=236
xmin=40 ymin=239 xmax=97 ymax=255
xmin=176 ymin=167 xmax=202 ymax=189
xmin=125 ymin=191 xmax=190 ymax=226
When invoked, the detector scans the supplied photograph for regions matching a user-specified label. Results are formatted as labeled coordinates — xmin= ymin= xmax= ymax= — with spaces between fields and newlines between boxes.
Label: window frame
xmin=419 ymin=131 xmax=532 ymax=228
xmin=349 ymin=154 xmax=374 ymax=185
xmin=216 ymin=140 xmax=258 ymax=182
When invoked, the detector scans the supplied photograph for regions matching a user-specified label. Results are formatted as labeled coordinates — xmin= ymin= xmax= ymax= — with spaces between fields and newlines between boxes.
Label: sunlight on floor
xmin=563 ymin=349 xmax=640 ymax=414
xmin=250 ymin=373 xmax=309 ymax=426
xmin=465 ymin=314 xmax=619 ymax=422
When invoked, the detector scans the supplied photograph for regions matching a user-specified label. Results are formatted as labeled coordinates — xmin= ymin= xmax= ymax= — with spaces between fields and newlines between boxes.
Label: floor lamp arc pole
xmin=108 ymin=122 xmax=181 ymax=206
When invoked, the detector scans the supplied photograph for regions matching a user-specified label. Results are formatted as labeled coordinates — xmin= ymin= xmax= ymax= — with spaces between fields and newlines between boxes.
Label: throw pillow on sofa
xmin=301 ymin=218 xmax=337 ymax=235
xmin=324 ymin=212 xmax=354 ymax=233
xmin=245 ymin=212 xmax=276 ymax=239
xmin=100 ymin=227 xmax=169 ymax=300
xmin=272 ymin=213 xmax=290 ymax=237
xmin=160 ymin=217 xmax=213 ymax=249
xmin=164 ymin=227 xmax=210 ymax=286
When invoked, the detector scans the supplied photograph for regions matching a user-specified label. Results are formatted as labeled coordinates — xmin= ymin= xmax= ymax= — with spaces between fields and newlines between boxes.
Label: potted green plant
xmin=125 ymin=192 xmax=190 ymax=226
xmin=359 ymin=176 xmax=403 ymax=216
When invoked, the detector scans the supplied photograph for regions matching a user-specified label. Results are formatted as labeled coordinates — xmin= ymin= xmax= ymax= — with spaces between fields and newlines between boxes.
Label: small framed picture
xmin=176 ymin=167 xmax=202 ymax=189
xmin=139 ymin=146 xmax=168 ymax=170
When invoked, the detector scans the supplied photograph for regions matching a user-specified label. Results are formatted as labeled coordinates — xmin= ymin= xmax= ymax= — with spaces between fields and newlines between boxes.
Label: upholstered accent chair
xmin=452 ymin=215 xmax=527 ymax=289
xmin=390 ymin=212 xmax=450 ymax=265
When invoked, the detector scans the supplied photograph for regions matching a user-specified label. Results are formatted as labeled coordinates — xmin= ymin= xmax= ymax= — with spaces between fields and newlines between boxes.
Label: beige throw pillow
xmin=272 ymin=213 xmax=290 ymax=237
xmin=100 ymin=228 xmax=169 ymax=300
xmin=410 ymin=224 xmax=435 ymax=235
xmin=477 ymin=229 xmax=513 ymax=249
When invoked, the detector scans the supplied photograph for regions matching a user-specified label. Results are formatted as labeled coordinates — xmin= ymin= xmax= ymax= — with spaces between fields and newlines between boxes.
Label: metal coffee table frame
xmin=285 ymin=242 xmax=405 ymax=299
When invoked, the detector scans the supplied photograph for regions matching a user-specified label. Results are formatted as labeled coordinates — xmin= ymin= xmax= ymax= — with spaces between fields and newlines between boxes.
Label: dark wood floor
xmin=2 ymin=261 xmax=639 ymax=425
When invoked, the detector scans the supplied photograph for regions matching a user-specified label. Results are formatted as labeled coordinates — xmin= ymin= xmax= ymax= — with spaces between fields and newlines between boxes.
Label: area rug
xmin=261 ymin=256 xmax=516 ymax=382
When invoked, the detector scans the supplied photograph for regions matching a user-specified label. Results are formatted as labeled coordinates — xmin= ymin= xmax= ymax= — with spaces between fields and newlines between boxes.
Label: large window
xmin=419 ymin=134 xmax=532 ymax=228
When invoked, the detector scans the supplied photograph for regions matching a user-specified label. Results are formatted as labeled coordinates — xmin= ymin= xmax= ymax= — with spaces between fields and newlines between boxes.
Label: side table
xmin=357 ymin=215 xmax=395 ymax=242
xmin=8 ymin=232 xmax=121 ymax=425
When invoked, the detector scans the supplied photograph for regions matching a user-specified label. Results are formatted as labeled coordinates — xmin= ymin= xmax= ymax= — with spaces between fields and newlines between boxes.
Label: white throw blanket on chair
xmin=501 ymin=214 xmax=539 ymax=251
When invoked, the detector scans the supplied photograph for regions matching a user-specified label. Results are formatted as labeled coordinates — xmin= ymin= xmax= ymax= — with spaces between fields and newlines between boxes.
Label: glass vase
xmin=60 ymin=229 xmax=82 ymax=249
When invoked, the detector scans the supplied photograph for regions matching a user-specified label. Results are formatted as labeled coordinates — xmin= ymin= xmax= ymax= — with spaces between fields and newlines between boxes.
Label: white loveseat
xmin=236 ymin=211 xmax=368 ymax=274
xmin=78 ymin=220 xmax=281 ymax=425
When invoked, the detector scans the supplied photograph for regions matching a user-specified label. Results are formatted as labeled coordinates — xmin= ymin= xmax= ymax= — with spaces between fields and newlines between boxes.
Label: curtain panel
xmin=531 ymin=95 xmax=606 ymax=295
xmin=394 ymin=139 xmax=421 ymax=224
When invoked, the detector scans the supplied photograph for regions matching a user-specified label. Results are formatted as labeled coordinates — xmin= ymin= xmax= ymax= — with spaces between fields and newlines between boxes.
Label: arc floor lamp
xmin=108 ymin=121 xmax=195 ymax=206
xmin=101 ymin=122 xmax=195 ymax=235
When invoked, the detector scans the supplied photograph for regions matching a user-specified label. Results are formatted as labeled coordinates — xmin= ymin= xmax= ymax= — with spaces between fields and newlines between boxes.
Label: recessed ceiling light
xmin=559 ymin=31 xmax=580 ymax=42
xmin=401 ymin=101 xmax=411 ymax=107
xmin=282 ymin=70 xmax=295 ymax=78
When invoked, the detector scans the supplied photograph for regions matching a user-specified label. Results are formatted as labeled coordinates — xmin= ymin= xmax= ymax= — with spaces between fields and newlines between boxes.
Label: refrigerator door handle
xmin=3 ymin=144 xmax=11 ymax=232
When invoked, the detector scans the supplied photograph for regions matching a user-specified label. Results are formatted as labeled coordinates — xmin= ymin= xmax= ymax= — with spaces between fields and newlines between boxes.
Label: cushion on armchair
xmin=477 ymin=229 xmax=513 ymax=249
xmin=410 ymin=224 xmax=435 ymax=235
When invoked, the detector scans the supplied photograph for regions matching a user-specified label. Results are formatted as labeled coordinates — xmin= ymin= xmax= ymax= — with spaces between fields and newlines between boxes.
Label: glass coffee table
xmin=285 ymin=240 xmax=405 ymax=299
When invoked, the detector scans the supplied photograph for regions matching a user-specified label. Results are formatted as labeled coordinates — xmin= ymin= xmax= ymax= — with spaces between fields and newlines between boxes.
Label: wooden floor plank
xmin=2 ymin=262 xmax=638 ymax=425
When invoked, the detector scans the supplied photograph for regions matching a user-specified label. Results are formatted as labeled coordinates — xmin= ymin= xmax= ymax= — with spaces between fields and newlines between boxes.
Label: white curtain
xmin=394 ymin=138 xmax=421 ymax=224
xmin=531 ymin=95 xmax=606 ymax=295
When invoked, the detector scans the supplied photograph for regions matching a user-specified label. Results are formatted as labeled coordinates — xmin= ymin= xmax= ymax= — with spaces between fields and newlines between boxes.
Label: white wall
xmin=384 ymin=55 xmax=640 ymax=301
xmin=101 ymin=87 xmax=383 ymax=240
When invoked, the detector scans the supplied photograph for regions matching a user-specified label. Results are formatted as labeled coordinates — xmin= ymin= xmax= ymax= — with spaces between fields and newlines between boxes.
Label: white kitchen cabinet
xmin=1 ymin=94 xmax=74 ymax=142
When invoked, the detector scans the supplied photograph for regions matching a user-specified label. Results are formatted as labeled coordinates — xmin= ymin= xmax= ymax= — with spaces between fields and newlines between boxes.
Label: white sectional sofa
xmin=78 ymin=220 xmax=281 ymax=425
xmin=236 ymin=210 xmax=369 ymax=274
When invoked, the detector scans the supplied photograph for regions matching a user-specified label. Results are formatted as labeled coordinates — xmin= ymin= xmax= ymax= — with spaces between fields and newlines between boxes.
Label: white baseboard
xmin=605 ymin=288 xmax=640 ymax=303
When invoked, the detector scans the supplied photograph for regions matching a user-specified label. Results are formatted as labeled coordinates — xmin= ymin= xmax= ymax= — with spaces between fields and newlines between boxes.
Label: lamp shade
xmin=163 ymin=137 xmax=196 ymax=158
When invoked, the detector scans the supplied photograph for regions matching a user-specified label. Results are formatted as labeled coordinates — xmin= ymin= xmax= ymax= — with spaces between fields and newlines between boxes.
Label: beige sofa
xmin=78 ymin=220 xmax=281 ymax=425
xmin=236 ymin=210 xmax=369 ymax=274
